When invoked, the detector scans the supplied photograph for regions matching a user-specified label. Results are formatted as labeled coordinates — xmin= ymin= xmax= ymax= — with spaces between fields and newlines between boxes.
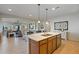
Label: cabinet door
xmin=40 ymin=43 xmax=47 ymax=54
xmin=52 ymin=37 xmax=57 ymax=51
xmin=29 ymin=39 xmax=39 ymax=54
xmin=48 ymin=36 xmax=57 ymax=53
xmin=57 ymin=34 xmax=61 ymax=48
xmin=48 ymin=37 xmax=53 ymax=53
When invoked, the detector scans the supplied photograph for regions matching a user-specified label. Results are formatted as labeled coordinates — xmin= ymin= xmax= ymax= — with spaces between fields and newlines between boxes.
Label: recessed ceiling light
xmin=52 ymin=8 xmax=55 ymax=10
xmin=8 ymin=8 xmax=12 ymax=11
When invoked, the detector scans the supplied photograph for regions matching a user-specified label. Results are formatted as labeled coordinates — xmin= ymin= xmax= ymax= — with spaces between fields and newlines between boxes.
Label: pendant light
xmin=45 ymin=8 xmax=49 ymax=25
xmin=37 ymin=4 xmax=40 ymax=23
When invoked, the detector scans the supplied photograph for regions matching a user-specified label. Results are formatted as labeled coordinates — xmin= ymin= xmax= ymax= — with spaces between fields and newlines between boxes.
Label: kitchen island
xmin=28 ymin=32 xmax=61 ymax=54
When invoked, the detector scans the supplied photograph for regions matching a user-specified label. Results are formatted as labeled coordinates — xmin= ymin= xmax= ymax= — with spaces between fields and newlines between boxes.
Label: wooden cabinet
xmin=52 ymin=36 xmax=57 ymax=51
xmin=48 ymin=36 xmax=56 ymax=54
xmin=39 ymin=39 xmax=47 ymax=54
xmin=40 ymin=39 xmax=47 ymax=45
xmin=40 ymin=43 xmax=47 ymax=54
xmin=29 ymin=39 xmax=48 ymax=54
xmin=57 ymin=34 xmax=61 ymax=48
xmin=29 ymin=34 xmax=61 ymax=54
xmin=0 ymin=33 xmax=2 ymax=42
xmin=48 ymin=37 xmax=53 ymax=53
xmin=29 ymin=39 xmax=39 ymax=54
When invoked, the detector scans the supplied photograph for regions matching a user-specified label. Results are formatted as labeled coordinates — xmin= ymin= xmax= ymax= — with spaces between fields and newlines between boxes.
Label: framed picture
xmin=54 ymin=21 xmax=68 ymax=30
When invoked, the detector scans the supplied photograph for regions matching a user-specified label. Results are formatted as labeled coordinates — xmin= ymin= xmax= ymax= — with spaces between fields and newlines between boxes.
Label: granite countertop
xmin=28 ymin=32 xmax=60 ymax=41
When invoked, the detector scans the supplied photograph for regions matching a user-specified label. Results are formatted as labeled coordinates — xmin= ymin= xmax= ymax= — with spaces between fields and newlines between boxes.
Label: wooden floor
xmin=53 ymin=40 xmax=79 ymax=54
xmin=0 ymin=35 xmax=79 ymax=54
xmin=0 ymin=35 xmax=29 ymax=54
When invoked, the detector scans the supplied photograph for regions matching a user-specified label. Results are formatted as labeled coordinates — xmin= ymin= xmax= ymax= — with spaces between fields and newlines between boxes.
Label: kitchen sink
xmin=41 ymin=34 xmax=52 ymax=36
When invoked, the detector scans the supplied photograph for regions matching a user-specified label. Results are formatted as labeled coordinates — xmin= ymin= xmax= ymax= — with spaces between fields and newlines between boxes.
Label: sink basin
xmin=41 ymin=34 xmax=52 ymax=36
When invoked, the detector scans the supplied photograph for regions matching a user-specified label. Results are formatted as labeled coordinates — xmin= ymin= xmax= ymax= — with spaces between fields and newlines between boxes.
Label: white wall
xmin=50 ymin=12 xmax=79 ymax=41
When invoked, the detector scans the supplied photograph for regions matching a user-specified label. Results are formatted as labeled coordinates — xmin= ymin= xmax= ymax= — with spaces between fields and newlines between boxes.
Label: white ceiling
xmin=0 ymin=4 xmax=79 ymax=20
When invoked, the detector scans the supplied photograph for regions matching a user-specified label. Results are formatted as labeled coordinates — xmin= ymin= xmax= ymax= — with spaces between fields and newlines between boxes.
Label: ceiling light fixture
xmin=8 ymin=8 xmax=12 ymax=11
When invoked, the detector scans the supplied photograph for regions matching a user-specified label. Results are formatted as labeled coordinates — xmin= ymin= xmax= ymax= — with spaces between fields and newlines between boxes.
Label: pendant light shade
xmin=38 ymin=20 xmax=40 ymax=23
xmin=46 ymin=21 xmax=49 ymax=25
xmin=37 ymin=4 xmax=40 ymax=23
xmin=45 ymin=8 xmax=49 ymax=25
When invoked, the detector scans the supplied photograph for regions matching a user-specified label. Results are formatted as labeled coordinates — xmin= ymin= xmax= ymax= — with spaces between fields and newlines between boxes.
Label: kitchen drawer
xmin=48 ymin=36 xmax=56 ymax=41
xmin=29 ymin=39 xmax=39 ymax=47
xmin=40 ymin=39 xmax=47 ymax=45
